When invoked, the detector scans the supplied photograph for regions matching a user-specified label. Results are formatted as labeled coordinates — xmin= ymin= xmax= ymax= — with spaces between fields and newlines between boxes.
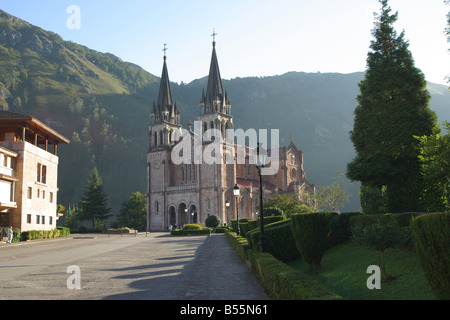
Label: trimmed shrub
xmin=247 ymin=251 xmax=341 ymax=300
xmin=22 ymin=227 xmax=70 ymax=241
xmin=291 ymin=212 xmax=334 ymax=270
xmin=231 ymin=218 xmax=249 ymax=234
xmin=263 ymin=207 xmax=284 ymax=216
xmin=248 ymin=219 xmax=300 ymax=262
xmin=224 ymin=230 xmax=251 ymax=262
xmin=205 ymin=215 xmax=221 ymax=228
xmin=349 ymin=212 xmax=422 ymax=247
xmin=171 ymin=228 xmax=212 ymax=236
xmin=411 ymin=213 xmax=450 ymax=299
xmin=248 ymin=220 xmax=258 ymax=232
xmin=239 ymin=222 xmax=249 ymax=237
xmin=328 ymin=212 xmax=362 ymax=248
xmin=183 ymin=224 xmax=203 ymax=231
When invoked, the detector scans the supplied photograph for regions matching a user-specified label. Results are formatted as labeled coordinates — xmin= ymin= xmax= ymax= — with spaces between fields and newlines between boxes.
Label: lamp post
xmin=254 ymin=142 xmax=267 ymax=252
xmin=233 ymin=184 xmax=240 ymax=235
xmin=225 ymin=199 xmax=230 ymax=228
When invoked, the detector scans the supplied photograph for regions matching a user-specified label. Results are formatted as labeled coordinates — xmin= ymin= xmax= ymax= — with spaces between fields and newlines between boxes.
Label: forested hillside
xmin=1 ymin=9 xmax=449 ymax=215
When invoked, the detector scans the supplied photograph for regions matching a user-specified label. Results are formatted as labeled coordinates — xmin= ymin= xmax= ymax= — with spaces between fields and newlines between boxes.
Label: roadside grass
xmin=288 ymin=241 xmax=435 ymax=300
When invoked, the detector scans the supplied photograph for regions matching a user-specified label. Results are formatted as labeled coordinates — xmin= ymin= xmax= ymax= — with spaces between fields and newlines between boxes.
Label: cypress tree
xmin=347 ymin=0 xmax=437 ymax=212
xmin=80 ymin=167 xmax=112 ymax=229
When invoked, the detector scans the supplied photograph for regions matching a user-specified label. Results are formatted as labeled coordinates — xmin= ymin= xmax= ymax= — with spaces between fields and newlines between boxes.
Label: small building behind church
xmin=0 ymin=111 xmax=70 ymax=235
xmin=147 ymin=39 xmax=315 ymax=232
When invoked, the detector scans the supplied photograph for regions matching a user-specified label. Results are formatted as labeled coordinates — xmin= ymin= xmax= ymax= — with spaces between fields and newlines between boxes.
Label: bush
xmin=171 ymin=228 xmax=211 ymax=236
xmin=349 ymin=212 xmax=422 ymax=248
xmin=247 ymin=249 xmax=341 ymax=300
xmin=328 ymin=212 xmax=362 ymax=248
xmin=248 ymin=219 xmax=300 ymax=262
xmin=263 ymin=207 xmax=284 ymax=216
xmin=411 ymin=213 xmax=450 ymax=299
xmin=205 ymin=215 xmax=221 ymax=228
xmin=22 ymin=227 xmax=70 ymax=241
xmin=183 ymin=224 xmax=203 ymax=231
xmin=224 ymin=230 xmax=251 ymax=262
xmin=224 ymin=229 xmax=341 ymax=300
xmin=291 ymin=212 xmax=334 ymax=270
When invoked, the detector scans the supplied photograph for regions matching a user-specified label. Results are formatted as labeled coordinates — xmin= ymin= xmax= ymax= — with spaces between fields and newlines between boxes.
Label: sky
xmin=1 ymin=0 xmax=449 ymax=85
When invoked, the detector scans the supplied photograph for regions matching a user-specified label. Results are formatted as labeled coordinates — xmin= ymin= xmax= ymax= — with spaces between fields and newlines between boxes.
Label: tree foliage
xmin=415 ymin=122 xmax=450 ymax=212
xmin=117 ymin=192 xmax=147 ymax=230
xmin=347 ymin=0 xmax=437 ymax=212
xmin=263 ymin=194 xmax=311 ymax=218
xmin=79 ymin=167 xmax=112 ymax=230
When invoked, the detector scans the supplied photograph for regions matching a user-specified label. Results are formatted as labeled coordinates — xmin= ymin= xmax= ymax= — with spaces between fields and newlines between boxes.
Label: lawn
xmin=288 ymin=241 xmax=435 ymax=300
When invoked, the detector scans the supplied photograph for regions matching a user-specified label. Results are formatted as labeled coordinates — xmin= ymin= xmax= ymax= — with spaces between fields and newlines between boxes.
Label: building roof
xmin=205 ymin=43 xmax=224 ymax=105
xmin=151 ymin=56 xmax=180 ymax=125
xmin=0 ymin=110 xmax=70 ymax=144
xmin=237 ymin=178 xmax=277 ymax=192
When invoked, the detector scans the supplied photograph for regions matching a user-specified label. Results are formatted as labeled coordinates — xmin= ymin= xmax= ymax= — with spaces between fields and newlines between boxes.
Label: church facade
xmin=147 ymin=40 xmax=315 ymax=232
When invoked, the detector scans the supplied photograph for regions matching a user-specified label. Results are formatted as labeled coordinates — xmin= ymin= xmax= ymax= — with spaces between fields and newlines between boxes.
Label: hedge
xmin=291 ymin=212 xmax=334 ymax=270
xmin=248 ymin=250 xmax=341 ymax=300
xmin=410 ymin=212 xmax=450 ymax=300
xmin=22 ymin=227 xmax=70 ymax=241
xmin=225 ymin=230 xmax=341 ymax=300
xmin=328 ymin=212 xmax=362 ymax=247
xmin=224 ymin=230 xmax=251 ymax=262
xmin=247 ymin=219 xmax=300 ymax=262
xmin=171 ymin=228 xmax=212 ymax=236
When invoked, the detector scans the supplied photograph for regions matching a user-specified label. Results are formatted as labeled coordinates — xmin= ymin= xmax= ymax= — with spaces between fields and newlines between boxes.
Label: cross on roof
xmin=211 ymin=29 xmax=217 ymax=45
xmin=163 ymin=43 xmax=167 ymax=59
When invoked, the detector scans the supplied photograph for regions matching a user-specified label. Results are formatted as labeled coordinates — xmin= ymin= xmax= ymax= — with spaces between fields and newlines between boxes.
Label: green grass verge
xmin=288 ymin=241 xmax=435 ymax=300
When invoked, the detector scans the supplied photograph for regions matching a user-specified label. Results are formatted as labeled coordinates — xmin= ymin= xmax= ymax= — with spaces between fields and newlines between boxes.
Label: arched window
xmin=160 ymin=130 xmax=163 ymax=145
xmin=154 ymin=132 xmax=158 ymax=146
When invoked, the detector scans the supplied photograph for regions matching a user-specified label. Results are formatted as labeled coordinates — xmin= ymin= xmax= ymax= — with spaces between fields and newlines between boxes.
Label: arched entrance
xmin=169 ymin=206 xmax=176 ymax=228
xmin=189 ymin=205 xmax=198 ymax=224
xmin=178 ymin=203 xmax=188 ymax=227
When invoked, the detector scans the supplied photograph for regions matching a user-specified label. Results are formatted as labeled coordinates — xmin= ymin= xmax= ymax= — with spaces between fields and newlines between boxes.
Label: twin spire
xmin=151 ymin=32 xmax=230 ymax=125
xmin=151 ymin=46 xmax=180 ymax=125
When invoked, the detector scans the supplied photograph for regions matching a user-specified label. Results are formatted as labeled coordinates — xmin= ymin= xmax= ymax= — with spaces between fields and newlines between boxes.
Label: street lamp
xmin=233 ymin=184 xmax=240 ymax=235
xmin=254 ymin=142 xmax=267 ymax=252
xmin=225 ymin=199 xmax=230 ymax=228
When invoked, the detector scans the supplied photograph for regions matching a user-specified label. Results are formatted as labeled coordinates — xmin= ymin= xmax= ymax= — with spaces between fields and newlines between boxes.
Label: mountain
xmin=1 ymin=10 xmax=449 ymax=215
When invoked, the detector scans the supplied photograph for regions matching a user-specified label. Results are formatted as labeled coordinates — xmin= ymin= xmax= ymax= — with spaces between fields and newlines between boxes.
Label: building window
xmin=27 ymin=214 xmax=31 ymax=223
xmin=37 ymin=163 xmax=47 ymax=184
xmin=49 ymin=216 xmax=53 ymax=225
xmin=41 ymin=216 xmax=45 ymax=225
xmin=155 ymin=201 xmax=159 ymax=213
xmin=36 ymin=215 xmax=40 ymax=224
xmin=27 ymin=187 xmax=32 ymax=199
xmin=49 ymin=192 xmax=54 ymax=203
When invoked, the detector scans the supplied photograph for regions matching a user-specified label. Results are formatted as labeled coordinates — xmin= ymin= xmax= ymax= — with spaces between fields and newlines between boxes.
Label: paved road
xmin=0 ymin=233 xmax=268 ymax=300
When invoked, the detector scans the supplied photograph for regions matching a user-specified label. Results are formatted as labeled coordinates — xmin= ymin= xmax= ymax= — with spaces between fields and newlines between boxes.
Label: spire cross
xmin=163 ymin=43 xmax=167 ymax=59
xmin=211 ymin=29 xmax=217 ymax=45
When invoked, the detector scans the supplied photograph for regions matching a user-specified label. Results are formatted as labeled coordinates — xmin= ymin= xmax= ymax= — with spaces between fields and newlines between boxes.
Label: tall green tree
xmin=347 ymin=0 xmax=437 ymax=212
xmin=117 ymin=192 xmax=147 ymax=230
xmin=415 ymin=122 xmax=450 ymax=212
xmin=79 ymin=167 xmax=112 ymax=230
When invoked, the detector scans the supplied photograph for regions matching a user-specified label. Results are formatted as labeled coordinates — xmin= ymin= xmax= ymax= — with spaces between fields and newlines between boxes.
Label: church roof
xmin=157 ymin=57 xmax=173 ymax=111
xmin=205 ymin=42 xmax=224 ymax=105
xmin=151 ymin=54 xmax=180 ymax=126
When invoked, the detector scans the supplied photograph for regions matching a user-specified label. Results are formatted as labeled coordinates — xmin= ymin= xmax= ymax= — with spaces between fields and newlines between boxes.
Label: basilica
xmin=146 ymin=38 xmax=315 ymax=231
